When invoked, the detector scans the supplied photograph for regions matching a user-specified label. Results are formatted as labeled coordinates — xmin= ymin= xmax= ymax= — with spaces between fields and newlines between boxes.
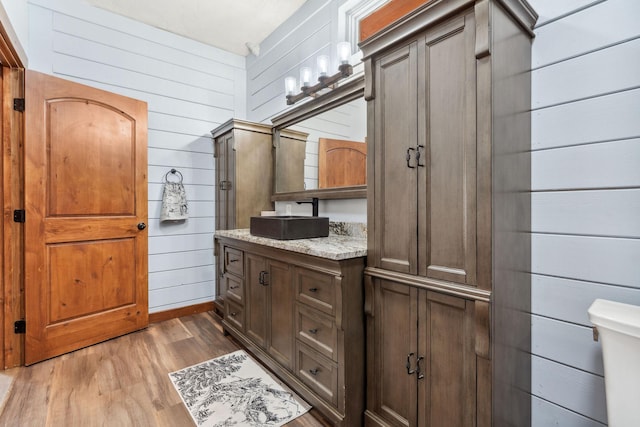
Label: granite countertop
xmin=215 ymin=228 xmax=367 ymax=261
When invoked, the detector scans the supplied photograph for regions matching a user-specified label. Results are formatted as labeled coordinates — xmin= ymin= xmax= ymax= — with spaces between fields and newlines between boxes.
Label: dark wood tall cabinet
xmin=360 ymin=1 xmax=536 ymax=426
xmin=211 ymin=119 xmax=274 ymax=310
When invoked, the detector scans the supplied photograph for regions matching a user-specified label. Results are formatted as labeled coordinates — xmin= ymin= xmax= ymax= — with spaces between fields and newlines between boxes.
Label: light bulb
xmin=300 ymin=67 xmax=312 ymax=88
xmin=284 ymin=76 xmax=296 ymax=96
xmin=337 ymin=41 xmax=351 ymax=64
xmin=317 ymin=55 xmax=330 ymax=77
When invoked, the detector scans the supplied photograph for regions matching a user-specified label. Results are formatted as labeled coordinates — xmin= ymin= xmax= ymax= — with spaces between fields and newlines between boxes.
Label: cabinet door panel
xmin=245 ymin=253 xmax=267 ymax=347
xmin=418 ymin=291 xmax=475 ymax=427
xmin=374 ymin=41 xmax=419 ymax=274
xmin=268 ymin=259 xmax=294 ymax=369
xmin=215 ymin=133 xmax=235 ymax=230
xmin=368 ymin=279 xmax=418 ymax=426
xmin=419 ymin=12 xmax=477 ymax=286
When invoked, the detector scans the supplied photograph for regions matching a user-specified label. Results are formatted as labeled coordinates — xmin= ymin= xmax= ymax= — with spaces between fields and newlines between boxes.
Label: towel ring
xmin=164 ymin=168 xmax=183 ymax=183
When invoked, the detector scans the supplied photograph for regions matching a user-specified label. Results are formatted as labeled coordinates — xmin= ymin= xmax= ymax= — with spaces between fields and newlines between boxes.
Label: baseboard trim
xmin=149 ymin=301 xmax=215 ymax=324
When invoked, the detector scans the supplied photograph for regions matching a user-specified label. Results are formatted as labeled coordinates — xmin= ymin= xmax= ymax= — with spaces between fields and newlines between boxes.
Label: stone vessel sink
xmin=250 ymin=216 xmax=330 ymax=240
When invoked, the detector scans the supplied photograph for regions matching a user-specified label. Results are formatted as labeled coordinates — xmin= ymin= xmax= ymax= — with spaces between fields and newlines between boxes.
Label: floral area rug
xmin=169 ymin=350 xmax=310 ymax=427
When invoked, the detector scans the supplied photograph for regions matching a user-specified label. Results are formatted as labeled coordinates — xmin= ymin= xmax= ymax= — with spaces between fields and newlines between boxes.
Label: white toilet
xmin=588 ymin=299 xmax=640 ymax=427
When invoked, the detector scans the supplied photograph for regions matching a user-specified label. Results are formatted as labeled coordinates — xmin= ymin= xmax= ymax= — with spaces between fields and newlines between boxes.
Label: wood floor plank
xmin=0 ymin=312 xmax=329 ymax=426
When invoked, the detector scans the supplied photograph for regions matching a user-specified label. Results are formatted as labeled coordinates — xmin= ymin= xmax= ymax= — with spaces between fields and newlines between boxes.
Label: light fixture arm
xmin=286 ymin=63 xmax=353 ymax=105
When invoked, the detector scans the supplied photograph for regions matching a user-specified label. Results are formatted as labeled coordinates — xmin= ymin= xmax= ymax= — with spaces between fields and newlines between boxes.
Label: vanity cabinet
xmin=211 ymin=119 xmax=274 ymax=311
xmin=360 ymin=1 xmax=536 ymax=426
xmin=245 ymin=252 xmax=295 ymax=370
xmin=216 ymin=234 xmax=366 ymax=427
xmin=365 ymin=279 xmax=476 ymax=427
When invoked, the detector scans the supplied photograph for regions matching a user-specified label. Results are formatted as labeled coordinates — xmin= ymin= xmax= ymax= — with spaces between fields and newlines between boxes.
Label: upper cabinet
xmin=212 ymin=119 xmax=274 ymax=230
xmin=369 ymin=12 xmax=477 ymax=287
xmin=361 ymin=0 xmax=537 ymax=426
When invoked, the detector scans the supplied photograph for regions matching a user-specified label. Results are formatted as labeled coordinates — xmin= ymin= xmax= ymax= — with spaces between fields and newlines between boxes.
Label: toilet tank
xmin=588 ymin=299 xmax=640 ymax=427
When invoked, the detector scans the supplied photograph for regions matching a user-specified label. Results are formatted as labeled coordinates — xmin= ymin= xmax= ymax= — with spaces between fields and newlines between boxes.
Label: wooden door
xmin=372 ymin=40 xmax=418 ymax=274
xmin=24 ymin=70 xmax=148 ymax=365
xmin=366 ymin=279 xmax=418 ymax=426
xmin=266 ymin=259 xmax=294 ymax=369
xmin=318 ymin=138 xmax=367 ymax=188
xmin=417 ymin=11 xmax=477 ymax=286
xmin=418 ymin=291 xmax=475 ymax=427
xmin=245 ymin=252 xmax=268 ymax=348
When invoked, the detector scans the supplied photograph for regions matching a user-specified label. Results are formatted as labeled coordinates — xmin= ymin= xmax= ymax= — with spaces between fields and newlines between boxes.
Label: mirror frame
xmin=271 ymin=74 xmax=366 ymax=201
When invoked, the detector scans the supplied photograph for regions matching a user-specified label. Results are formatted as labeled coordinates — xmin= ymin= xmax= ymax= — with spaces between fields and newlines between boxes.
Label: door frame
xmin=1 ymin=6 xmax=28 ymax=368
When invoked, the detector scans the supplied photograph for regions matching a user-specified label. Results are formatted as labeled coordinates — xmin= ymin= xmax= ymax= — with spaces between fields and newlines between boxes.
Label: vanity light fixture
xmin=284 ymin=41 xmax=353 ymax=105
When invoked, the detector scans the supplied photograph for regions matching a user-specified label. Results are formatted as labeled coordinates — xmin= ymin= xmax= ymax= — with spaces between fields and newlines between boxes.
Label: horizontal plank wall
xmin=529 ymin=0 xmax=640 ymax=425
xmin=27 ymin=0 xmax=247 ymax=313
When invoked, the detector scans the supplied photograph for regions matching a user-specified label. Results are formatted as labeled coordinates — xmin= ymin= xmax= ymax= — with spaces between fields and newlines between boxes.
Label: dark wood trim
xmin=149 ymin=301 xmax=216 ymax=324
xmin=271 ymin=185 xmax=366 ymax=201
xmin=271 ymin=76 xmax=365 ymax=130
xmin=210 ymin=118 xmax=272 ymax=139
xmin=364 ymin=267 xmax=491 ymax=302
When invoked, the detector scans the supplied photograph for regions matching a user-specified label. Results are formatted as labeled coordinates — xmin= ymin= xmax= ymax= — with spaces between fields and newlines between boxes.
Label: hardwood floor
xmin=0 ymin=312 xmax=331 ymax=426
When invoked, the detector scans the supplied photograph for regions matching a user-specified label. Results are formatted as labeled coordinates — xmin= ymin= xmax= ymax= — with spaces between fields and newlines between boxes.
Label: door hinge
xmin=14 ymin=320 xmax=25 ymax=334
xmin=13 ymin=98 xmax=25 ymax=112
xmin=13 ymin=209 xmax=25 ymax=223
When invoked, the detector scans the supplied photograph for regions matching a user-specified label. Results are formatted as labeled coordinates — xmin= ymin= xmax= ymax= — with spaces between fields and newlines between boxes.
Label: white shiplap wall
xmin=529 ymin=0 xmax=640 ymax=425
xmin=27 ymin=0 xmax=246 ymax=313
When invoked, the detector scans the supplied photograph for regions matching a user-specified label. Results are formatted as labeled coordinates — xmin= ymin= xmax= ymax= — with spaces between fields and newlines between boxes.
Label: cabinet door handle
xmin=308 ymin=328 xmax=318 ymax=335
xmin=260 ymin=271 xmax=269 ymax=286
xmin=416 ymin=356 xmax=425 ymax=379
xmin=308 ymin=368 xmax=319 ymax=376
xmin=406 ymin=352 xmax=416 ymax=375
xmin=406 ymin=148 xmax=416 ymax=168
xmin=416 ymin=145 xmax=425 ymax=167
xmin=308 ymin=287 xmax=318 ymax=293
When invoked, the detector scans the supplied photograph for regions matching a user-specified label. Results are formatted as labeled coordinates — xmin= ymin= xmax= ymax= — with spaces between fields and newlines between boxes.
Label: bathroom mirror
xmin=271 ymin=75 xmax=366 ymax=201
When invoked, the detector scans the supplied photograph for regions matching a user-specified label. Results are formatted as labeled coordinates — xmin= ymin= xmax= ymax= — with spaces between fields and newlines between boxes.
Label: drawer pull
xmin=229 ymin=312 xmax=237 ymax=317
xmin=308 ymin=368 xmax=320 ymax=376
xmin=308 ymin=287 xmax=318 ymax=293
xmin=229 ymin=258 xmax=239 ymax=263
xmin=308 ymin=328 xmax=318 ymax=335
xmin=229 ymin=285 xmax=239 ymax=290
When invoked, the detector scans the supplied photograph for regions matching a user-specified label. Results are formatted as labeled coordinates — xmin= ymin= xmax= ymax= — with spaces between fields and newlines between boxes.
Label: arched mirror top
xmin=271 ymin=75 xmax=366 ymax=201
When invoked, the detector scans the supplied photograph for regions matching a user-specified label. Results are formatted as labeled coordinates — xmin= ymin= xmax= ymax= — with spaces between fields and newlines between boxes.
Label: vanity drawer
xmin=296 ymin=342 xmax=338 ymax=406
xmin=224 ymin=246 xmax=244 ymax=277
xmin=296 ymin=303 xmax=337 ymax=361
xmin=225 ymin=299 xmax=244 ymax=332
xmin=224 ymin=274 xmax=243 ymax=304
xmin=296 ymin=267 xmax=335 ymax=315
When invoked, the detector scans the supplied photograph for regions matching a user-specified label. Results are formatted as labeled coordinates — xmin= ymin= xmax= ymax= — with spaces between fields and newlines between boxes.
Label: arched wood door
xmin=24 ymin=70 xmax=148 ymax=365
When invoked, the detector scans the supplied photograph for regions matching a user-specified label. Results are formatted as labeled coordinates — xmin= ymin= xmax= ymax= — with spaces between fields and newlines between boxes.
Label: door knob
xmin=137 ymin=222 xmax=147 ymax=230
